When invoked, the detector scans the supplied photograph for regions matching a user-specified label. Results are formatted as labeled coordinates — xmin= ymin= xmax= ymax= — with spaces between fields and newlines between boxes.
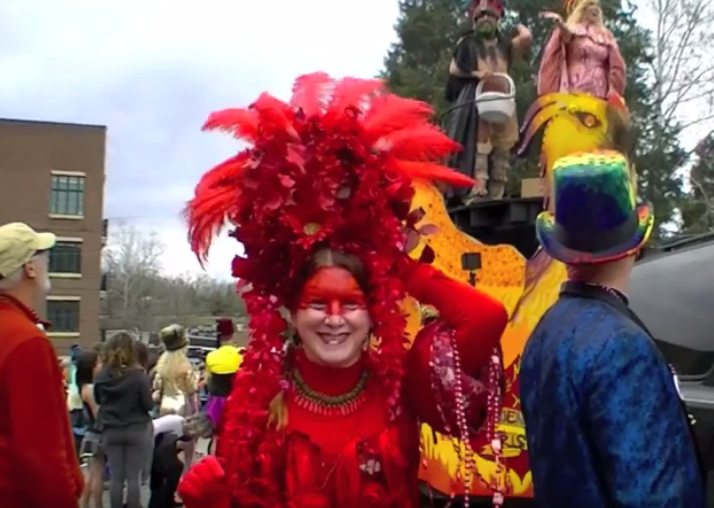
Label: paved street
xmin=101 ymin=439 xmax=209 ymax=506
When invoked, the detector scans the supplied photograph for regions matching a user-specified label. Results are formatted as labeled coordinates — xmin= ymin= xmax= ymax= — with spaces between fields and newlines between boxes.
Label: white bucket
xmin=475 ymin=73 xmax=516 ymax=124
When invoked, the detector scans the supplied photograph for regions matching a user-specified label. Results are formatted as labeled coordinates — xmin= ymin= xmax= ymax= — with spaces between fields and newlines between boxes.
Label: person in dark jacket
xmin=149 ymin=415 xmax=186 ymax=508
xmin=520 ymin=151 xmax=705 ymax=508
xmin=94 ymin=332 xmax=153 ymax=508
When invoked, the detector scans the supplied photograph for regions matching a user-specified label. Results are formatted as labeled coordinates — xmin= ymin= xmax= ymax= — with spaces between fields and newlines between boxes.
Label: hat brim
xmin=535 ymin=203 xmax=654 ymax=265
xmin=34 ymin=232 xmax=56 ymax=252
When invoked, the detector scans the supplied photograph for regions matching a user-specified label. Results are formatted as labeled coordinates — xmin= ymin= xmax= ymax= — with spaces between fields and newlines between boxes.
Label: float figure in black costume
xmin=445 ymin=0 xmax=530 ymax=201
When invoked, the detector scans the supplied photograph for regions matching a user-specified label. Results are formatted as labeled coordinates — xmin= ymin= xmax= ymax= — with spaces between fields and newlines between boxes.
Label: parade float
xmin=407 ymin=0 xmax=632 ymax=503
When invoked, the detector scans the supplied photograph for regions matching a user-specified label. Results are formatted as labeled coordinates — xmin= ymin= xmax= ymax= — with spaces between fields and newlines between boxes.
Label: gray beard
xmin=39 ymin=275 xmax=51 ymax=294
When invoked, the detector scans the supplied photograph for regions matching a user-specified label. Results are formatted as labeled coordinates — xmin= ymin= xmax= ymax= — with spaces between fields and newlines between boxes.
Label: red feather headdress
xmin=469 ymin=0 xmax=505 ymax=18
xmin=184 ymin=73 xmax=469 ymax=505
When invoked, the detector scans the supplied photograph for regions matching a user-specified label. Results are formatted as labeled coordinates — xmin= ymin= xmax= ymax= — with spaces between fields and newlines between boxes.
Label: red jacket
xmin=0 ymin=295 xmax=84 ymax=508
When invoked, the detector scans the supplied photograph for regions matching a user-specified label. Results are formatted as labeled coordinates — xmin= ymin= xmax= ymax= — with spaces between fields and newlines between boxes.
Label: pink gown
xmin=537 ymin=23 xmax=625 ymax=98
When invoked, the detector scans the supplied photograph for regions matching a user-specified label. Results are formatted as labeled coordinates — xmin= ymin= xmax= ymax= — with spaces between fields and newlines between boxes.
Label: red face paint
xmin=297 ymin=267 xmax=366 ymax=315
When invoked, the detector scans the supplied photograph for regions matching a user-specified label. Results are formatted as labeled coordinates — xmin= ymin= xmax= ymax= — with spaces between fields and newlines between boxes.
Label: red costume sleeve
xmin=403 ymin=262 xmax=508 ymax=432
xmin=6 ymin=337 xmax=83 ymax=508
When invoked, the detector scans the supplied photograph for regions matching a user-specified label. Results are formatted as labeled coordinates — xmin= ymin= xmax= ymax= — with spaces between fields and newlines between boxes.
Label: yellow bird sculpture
xmin=517 ymin=92 xmax=633 ymax=196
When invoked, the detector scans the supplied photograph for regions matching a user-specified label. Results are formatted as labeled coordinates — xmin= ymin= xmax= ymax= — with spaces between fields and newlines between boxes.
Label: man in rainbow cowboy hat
xmin=519 ymin=150 xmax=705 ymax=507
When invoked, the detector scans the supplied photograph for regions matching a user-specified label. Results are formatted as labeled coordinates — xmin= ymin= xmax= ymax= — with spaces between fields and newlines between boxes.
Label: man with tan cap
xmin=0 ymin=222 xmax=84 ymax=508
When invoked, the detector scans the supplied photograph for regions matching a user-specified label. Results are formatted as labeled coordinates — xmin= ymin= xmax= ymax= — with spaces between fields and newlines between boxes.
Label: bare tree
xmin=680 ymin=133 xmax=714 ymax=232
xmin=101 ymin=223 xmax=247 ymax=333
xmin=171 ymin=273 xmax=245 ymax=318
xmin=161 ymin=271 xmax=199 ymax=321
xmin=644 ymin=0 xmax=714 ymax=134
xmin=103 ymin=222 xmax=165 ymax=331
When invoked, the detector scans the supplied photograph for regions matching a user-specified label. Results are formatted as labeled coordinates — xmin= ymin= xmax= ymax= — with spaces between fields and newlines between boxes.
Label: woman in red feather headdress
xmin=177 ymin=73 xmax=509 ymax=508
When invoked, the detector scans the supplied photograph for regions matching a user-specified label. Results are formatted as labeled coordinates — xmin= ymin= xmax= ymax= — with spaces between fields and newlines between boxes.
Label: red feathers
xmin=202 ymin=108 xmax=260 ymax=141
xmin=362 ymin=94 xmax=434 ymax=141
xmin=377 ymin=122 xmax=459 ymax=158
xmin=185 ymin=73 xmax=469 ymax=270
xmin=394 ymin=160 xmax=473 ymax=187
xmin=325 ymin=77 xmax=384 ymax=118
xmin=289 ymin=72 xmax=332 ymax=116
xmin=183 ymin=153 xmax=248 ymax=264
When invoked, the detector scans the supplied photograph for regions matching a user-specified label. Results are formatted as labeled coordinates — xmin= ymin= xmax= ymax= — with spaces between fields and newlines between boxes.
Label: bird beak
xmin=606 ymin=91 xmax=627 ymax=112
xmin=516 ymin=93 xmax=570 ymax=157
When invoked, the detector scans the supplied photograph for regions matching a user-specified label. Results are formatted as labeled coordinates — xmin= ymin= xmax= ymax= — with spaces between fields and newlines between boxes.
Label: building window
xmin=47 ymin=300 xmax=80 ymax=333
xmin=49 ymin=241 xmax=82 ymax=274
xmin=50 ymin=174 xmax=85 ymax=216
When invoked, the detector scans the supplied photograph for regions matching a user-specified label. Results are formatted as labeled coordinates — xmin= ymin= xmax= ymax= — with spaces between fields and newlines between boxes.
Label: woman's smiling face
xmin=292 ymin=266 xmax=371 ymax=368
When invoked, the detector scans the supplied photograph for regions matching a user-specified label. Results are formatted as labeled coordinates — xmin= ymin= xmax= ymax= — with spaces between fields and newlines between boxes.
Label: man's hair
xmin=92 ymin=342 xmax=107 ymax=362
xmin=567 ymin=255 xmax=635 ymax=281
xmin=566 ymin=263 xmax=601 ymax=281
xmin=134 ymin=340 xmax=150 ymax=370
xmin=0 ymin=251 xmax=48 ymax=290
xmin=75 ymin=350 xmax=99 ymax=387
xmin=0 ymin=267 xmax=23 ymax=290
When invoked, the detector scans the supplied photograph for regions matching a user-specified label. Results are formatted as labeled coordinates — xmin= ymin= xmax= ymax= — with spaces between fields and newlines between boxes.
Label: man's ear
xmin=23 ymin=260 xmax=37 ymax=280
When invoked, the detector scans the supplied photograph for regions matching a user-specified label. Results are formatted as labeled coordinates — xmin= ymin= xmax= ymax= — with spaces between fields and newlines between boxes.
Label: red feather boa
xmin=185 ymin=73 xmax=471 ymax=506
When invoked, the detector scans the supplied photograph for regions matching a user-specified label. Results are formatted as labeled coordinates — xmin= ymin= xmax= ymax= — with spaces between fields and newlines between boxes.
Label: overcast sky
xmin=0 ymin=1 xmax=705 ymax=279
xmin=0 ymin=0 xmax=400 ymax=279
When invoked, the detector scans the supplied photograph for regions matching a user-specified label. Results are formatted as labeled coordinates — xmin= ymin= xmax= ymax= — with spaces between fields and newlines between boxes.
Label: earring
xmin=363 ymin=331 xmax=374 ymax=351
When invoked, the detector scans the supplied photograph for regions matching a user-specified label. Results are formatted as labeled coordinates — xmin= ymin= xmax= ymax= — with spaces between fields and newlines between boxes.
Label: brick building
xmin=0 ymin=118 xmax=107 ymax=354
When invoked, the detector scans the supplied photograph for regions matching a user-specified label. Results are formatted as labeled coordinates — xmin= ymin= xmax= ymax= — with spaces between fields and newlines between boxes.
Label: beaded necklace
xmin=426 ymin=325 xmax=506 ymax=507
xmin=292 ymin=367 xmax=370 ymax=416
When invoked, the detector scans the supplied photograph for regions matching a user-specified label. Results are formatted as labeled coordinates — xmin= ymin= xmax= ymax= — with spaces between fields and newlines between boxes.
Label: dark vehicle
xmin=630 ymin=233 xmax=714 ymax=501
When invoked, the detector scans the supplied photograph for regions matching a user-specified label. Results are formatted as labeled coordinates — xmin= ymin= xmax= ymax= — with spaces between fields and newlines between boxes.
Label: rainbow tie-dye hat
xmin=535 ymin=150 xmax=654 ymax=265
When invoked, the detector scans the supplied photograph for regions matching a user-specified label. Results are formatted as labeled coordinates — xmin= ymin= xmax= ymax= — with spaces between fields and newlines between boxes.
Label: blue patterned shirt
xmin=520 ymin=295 xmax=705 ymax=508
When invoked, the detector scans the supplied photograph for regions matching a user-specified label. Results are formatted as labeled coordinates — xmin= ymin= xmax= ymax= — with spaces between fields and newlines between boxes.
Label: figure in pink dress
xmin=537 ymin=0 xmax=625 ymax=99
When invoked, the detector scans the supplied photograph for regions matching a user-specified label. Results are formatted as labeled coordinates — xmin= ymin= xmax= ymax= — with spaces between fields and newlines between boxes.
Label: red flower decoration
xmin=469 ymin=0 xmax=504 ymax=17
xmin=184 ymin=72 xmax=470 ymax=507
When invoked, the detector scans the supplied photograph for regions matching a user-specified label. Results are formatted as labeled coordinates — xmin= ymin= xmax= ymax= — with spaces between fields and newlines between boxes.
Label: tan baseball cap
xmin=0 ymin=222 xmax=56 ymax=278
